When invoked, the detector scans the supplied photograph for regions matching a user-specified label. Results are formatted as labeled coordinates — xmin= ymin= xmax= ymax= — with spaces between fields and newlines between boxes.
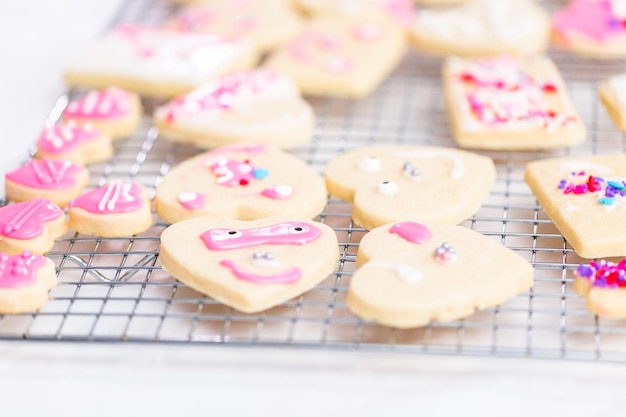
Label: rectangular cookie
xmin=599 ymin=74 xmax=626 ymax=131
xmin=443 ymin=55 xmax=586 ymax=150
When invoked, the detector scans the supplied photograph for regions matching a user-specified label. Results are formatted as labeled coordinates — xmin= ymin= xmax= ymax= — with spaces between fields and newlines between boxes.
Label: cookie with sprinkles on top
xmin=525 ymin=155 xmax=626 ymax=258
xmin=443 ymin=55 xmax=586 ymax=150
xmin=574 ymin=259 xmax=626 ymax=318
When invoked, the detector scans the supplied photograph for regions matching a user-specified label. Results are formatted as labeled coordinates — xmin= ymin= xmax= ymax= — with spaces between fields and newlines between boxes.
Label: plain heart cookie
xmin=153 ymin=68 xmax=315 ymax=149
xmin=347 ymin=221 xmax=534 ymax=328
xmin=155 ymin=144 xmax=328 ymax=224
xmin=443 ymin=55 xmax=586 ymax=150
xmin=160 ymin=217 xmax=339 ymax=313
xmin=266 ymin=15 xmax=406 ymax=97
xmin=525 ymin=155 xmax=626 ymax=258
xmin=0 ymin=251 xmax=57 ymax=314
xmin=325 ymin=145 xmax=496 ymax=230
xmin=599 ymin=73 xmax=626 ymax=131
xmin=411 ymin=0 xmax=550 ymax=56
xmin=65 ymin=24 xmax=258 ymax=98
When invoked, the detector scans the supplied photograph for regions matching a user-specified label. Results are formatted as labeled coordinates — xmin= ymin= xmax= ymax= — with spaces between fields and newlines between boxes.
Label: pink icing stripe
xmin=38 ymin=122 xmax=101 ymax=154
xmin=389 ymin=222 xmax=432 ymax=244
xmin=69 ymin=182 xmax=144 ymax=214
xmin=0 ymin=251 xmax=46 ymax=289
xmin=163 ymin=69 xmax=279 ymax=122
xmin=6 ymin=158 xmax=82 ymax=190
xmin=0 ymin=199 xmax=63 ymax=240
xmin=553 ymin=0 xmax=624 ymax=43
xmin=64 ymin=88 xmax=132 ymax=120
xmin=201 ymin=222 xmax=321 ymax=251
xmin=260 ymin=185 xmax=293 ymax=200
xmin=178 ymin=192 xmax=205 ymax=210
xmin=219 ymin=259 xmax=301 ymax=284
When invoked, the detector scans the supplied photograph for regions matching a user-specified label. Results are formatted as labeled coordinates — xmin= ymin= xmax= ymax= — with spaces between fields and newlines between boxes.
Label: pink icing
xmin=201 ymin=222 xmax=322 ymax=250
xmin=211 ymin=157 xmax=256 ymax=186
xmin=380 ymin=0 xmax=415 ymax=27
xmin=553 ymin=0 xmax=625 ymax=43
xmin=64 ymin=88 xmax=132 ymax=120
xmin=288 ymin=30 xmax=353 ymax=74
xmin=324 ymin=56 xmax=353 ymax=74
xmin=117 ymin=24 xmax=155 ymax=58
xmin=0 ymin=198 xmax=63 ymax=240
xmin=37 ymin=121 xmax=101 ymax=154
xmin=260 ymin=185 xmax=293 ymax=200
xmin=163 ymin=69 xmax=280 ymax=122
xmin=219 ymin=259 xmax=301 ymax=284
xmin=178 ymin=192 xmax=206 ymax=209
xmin=352 ymin=23 xmax=383 ymax=41
xmin=170 ymin=1 xmax=256 ymax=36
xmin=6 ymin=158 xmax=82 ymax=190
xmin=0 ymin=251 xmax=46 ymax=289
xmin=389 ymin=222 xmax=432 ymax=244
xmin=69 ymin=182 xmax=144 ymax=214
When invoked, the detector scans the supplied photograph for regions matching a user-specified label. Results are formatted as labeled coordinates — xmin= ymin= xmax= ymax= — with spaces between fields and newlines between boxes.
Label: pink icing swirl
xmin=64 ymin=87 xmax=133 ymax=120
xmin=201 ymin=222 xmax=322 ymax=250
xmin=38 ymin=121 xmax=101 ymax=154
xmin=69 ymin=182 xmax=144 ymax=214
xmin=0 ymin=199 xmax=63 ymax=240
xmin=178 ymin=192 xmax=206 ymax=209
xmin=389 ymin=222 xmax=432 ymax=244
xmin=553 ymin=0 xmax=625 ymax=43
xmin=162 ymin=69 xmax=280 ymax=122
xmin=0 ymin=251 xmax=46 ymax=289
xmin=6 ymin=158 xmax=82 ymax=190
xmin=219 ymin=259 xmax=301 ymax=284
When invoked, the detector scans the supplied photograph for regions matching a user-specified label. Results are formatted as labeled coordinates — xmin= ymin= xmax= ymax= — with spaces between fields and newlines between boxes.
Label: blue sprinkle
xmin=608 ymin=181 xmax=626 ymax=190
xmin=253 ymin=168 xmax=269 ymax=179
xmin=599 ymin=197 xmax=615 ymax=206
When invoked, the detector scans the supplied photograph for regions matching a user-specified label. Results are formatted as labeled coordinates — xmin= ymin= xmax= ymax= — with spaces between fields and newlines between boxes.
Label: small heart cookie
xmin=68 ymin=181 xmax=153 ymax=237
xmin=36 ymin=120 xmax=113 ymax=165
xmin=160 ymin=217 xmax=339 ymax=313
xmin=155 ymin=144 xmax=328 ymax=224
xmin=154 ymin=68 xmax=315 ymax=148
xmin=525 ymin=155 xmax=626 ymax=258
xmin=325 ymin=145 xmax=496 ymax=230
xmin=0 ymin=251 xmax=57 ymax=314
xmin=0 ymin=198 xmax=67 ymax=255
xmin=347 ymin=221 xmax=534 ymax=328
xmin=5 ymin=158 xmax=89 ymax=208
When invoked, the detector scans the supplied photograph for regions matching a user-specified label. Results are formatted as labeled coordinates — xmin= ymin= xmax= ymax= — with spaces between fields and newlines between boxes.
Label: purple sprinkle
xmin=576 ymin=264 xmax=595 ymax=278
xmin=558 ymin=179 xmax=567 ymax=189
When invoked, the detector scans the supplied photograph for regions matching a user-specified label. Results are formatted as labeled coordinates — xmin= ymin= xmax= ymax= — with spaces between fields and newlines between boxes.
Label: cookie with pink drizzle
xmin=443 ymin=55 xmax=586 ymax=150
xmin=160 ymin=216 xmax=338 ymax=313
xmin=525 ymin=155 xmax=626 ymax=258
xmin=347 ymin=221 xmax=533 ymax=328
xmin=64 ymin=24 xmax=258 ymax=98
xmin=154 ymin=68 xmax=315 ymax=148
xmin=5 ymin=158 xmax=89 ymax=207
xmin=0 ymin=198 xmax=67 ymax=255
xmin=266 ymin=15 xmax=406 ymax=97
xmin=36 ymin=120 xmax=113 ymax=165
xmin=553 ymin=0 xmax=626 ymax=58
xmin=68 ymin=181 xmax=153 ymax=237
xmin=155 ymin=144 xmax=327 ymax=224
xmin=62 ymin=87 xmax=142 ymax=140
xmin=167 ymin=0 xmax=303 ymax=53
xmin=0 ymin=251 xmax=57 ymax=314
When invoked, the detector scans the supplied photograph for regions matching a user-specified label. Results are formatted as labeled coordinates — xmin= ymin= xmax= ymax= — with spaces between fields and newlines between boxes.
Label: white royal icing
xmin=358 ymin=156 xmax=381 ymax=172
xmin=365 ymin=261 xmax=423 ymax=284
xmin=377 ymin=181 xmax=399 ymax=195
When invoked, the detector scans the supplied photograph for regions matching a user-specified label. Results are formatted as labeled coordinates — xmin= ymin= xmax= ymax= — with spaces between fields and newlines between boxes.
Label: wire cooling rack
xmin=2 ymin=0 xmax=626 ymax=362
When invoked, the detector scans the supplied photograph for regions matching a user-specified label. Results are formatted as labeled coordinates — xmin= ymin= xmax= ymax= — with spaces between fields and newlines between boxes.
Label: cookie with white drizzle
xmin=68 ymin=181 xmax=153 ymax=237
xmin=325 ymin=145 xmax=496 ymax=230
xmin=347 ymin=221 xmax=534 ymax=328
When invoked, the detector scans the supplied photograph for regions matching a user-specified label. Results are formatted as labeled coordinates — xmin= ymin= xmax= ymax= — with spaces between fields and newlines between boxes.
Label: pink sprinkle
xmin=352 ymin=23 xmax=382 ymax=41
xmin=323 ymin=56 xmax=352 ymax=74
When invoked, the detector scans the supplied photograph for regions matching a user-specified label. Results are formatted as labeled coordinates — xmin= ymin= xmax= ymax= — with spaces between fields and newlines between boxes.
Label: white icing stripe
xmin=99 ymin=182 xmax=118 ymax=211
xmin=365 ymin=261 xmax=423 ymax=284
xmin=398 ymin=150 xmax=465 ymax=179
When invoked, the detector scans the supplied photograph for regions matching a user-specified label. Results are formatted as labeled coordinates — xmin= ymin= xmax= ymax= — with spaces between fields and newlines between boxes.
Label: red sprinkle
xmin=543 ymin=84 xmax=557 ymax=93
xmin=239 ymin=179 xmax=249 ymax=186
xmin=587 ymin=175 xmax=597 ymax=192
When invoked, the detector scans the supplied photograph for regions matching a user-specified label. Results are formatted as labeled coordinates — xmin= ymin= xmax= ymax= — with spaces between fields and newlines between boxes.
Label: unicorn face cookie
xmin=154 ymin=68 xmax=315 ymax=149
xmin=266 ymin=15 xmax=406 ymax=98
xmin=0 ymin=251 xmax=57 ymax=314
xmin=443 ymin=55 xmax=586 ymax=150
xmin=325 ymin=145 xmax=496 ymax=230
xmin=168 ymin=0 xmax=303 ymax=53
xmin=64 ymin=24 xmax=258 ymax=98
xmin=525 ymin=155 xmax=626 ymax=258
xmin=36 ymin=120 xmax=113 ymax=165
xmin=411 ymin=0 xmax=550 ymax=56
xmin=0 ymin=198 xmax=67 ymax=255
xmin=160 ymin=217 xmax=339 ymax=313
xmin=155 ymin=144 xmax=328 ymax=224
xmin=347 ymin=221 xmax=534 ymax=328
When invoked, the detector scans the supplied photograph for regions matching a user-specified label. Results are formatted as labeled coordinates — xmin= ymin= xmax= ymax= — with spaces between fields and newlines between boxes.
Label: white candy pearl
xmin=377 ymin=180 xmax=399 ymax=195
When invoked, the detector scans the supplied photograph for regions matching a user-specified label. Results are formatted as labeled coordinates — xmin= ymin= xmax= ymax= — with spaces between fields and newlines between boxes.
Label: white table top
xmin=1 ymin=1 xmax=625 ymax=414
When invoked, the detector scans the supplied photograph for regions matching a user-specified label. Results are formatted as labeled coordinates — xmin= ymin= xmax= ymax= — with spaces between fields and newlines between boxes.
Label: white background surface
xmin=1 ymin=1 xmax=625 ymax=415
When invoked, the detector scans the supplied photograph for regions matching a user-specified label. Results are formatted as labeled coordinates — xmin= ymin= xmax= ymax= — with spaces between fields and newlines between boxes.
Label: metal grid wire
xmin=2 ymin=0 xmax=626 ymax=362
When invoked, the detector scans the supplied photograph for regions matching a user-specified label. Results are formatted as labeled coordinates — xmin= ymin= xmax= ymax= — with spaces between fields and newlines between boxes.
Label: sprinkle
xmin=599 ymin=197 xmax=615 ymax=206
xmin=239 ymin=179 xmax=249 ymax=186
xmin=577 ymin=259 xmax=626 ymax=288
xmin=608 ymin=180 xmax=625 ymax=190
xmin=253 ymin=168 xmax=269 ymax=179
xmin=558 ymin=179 xmax=567 ymax=190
